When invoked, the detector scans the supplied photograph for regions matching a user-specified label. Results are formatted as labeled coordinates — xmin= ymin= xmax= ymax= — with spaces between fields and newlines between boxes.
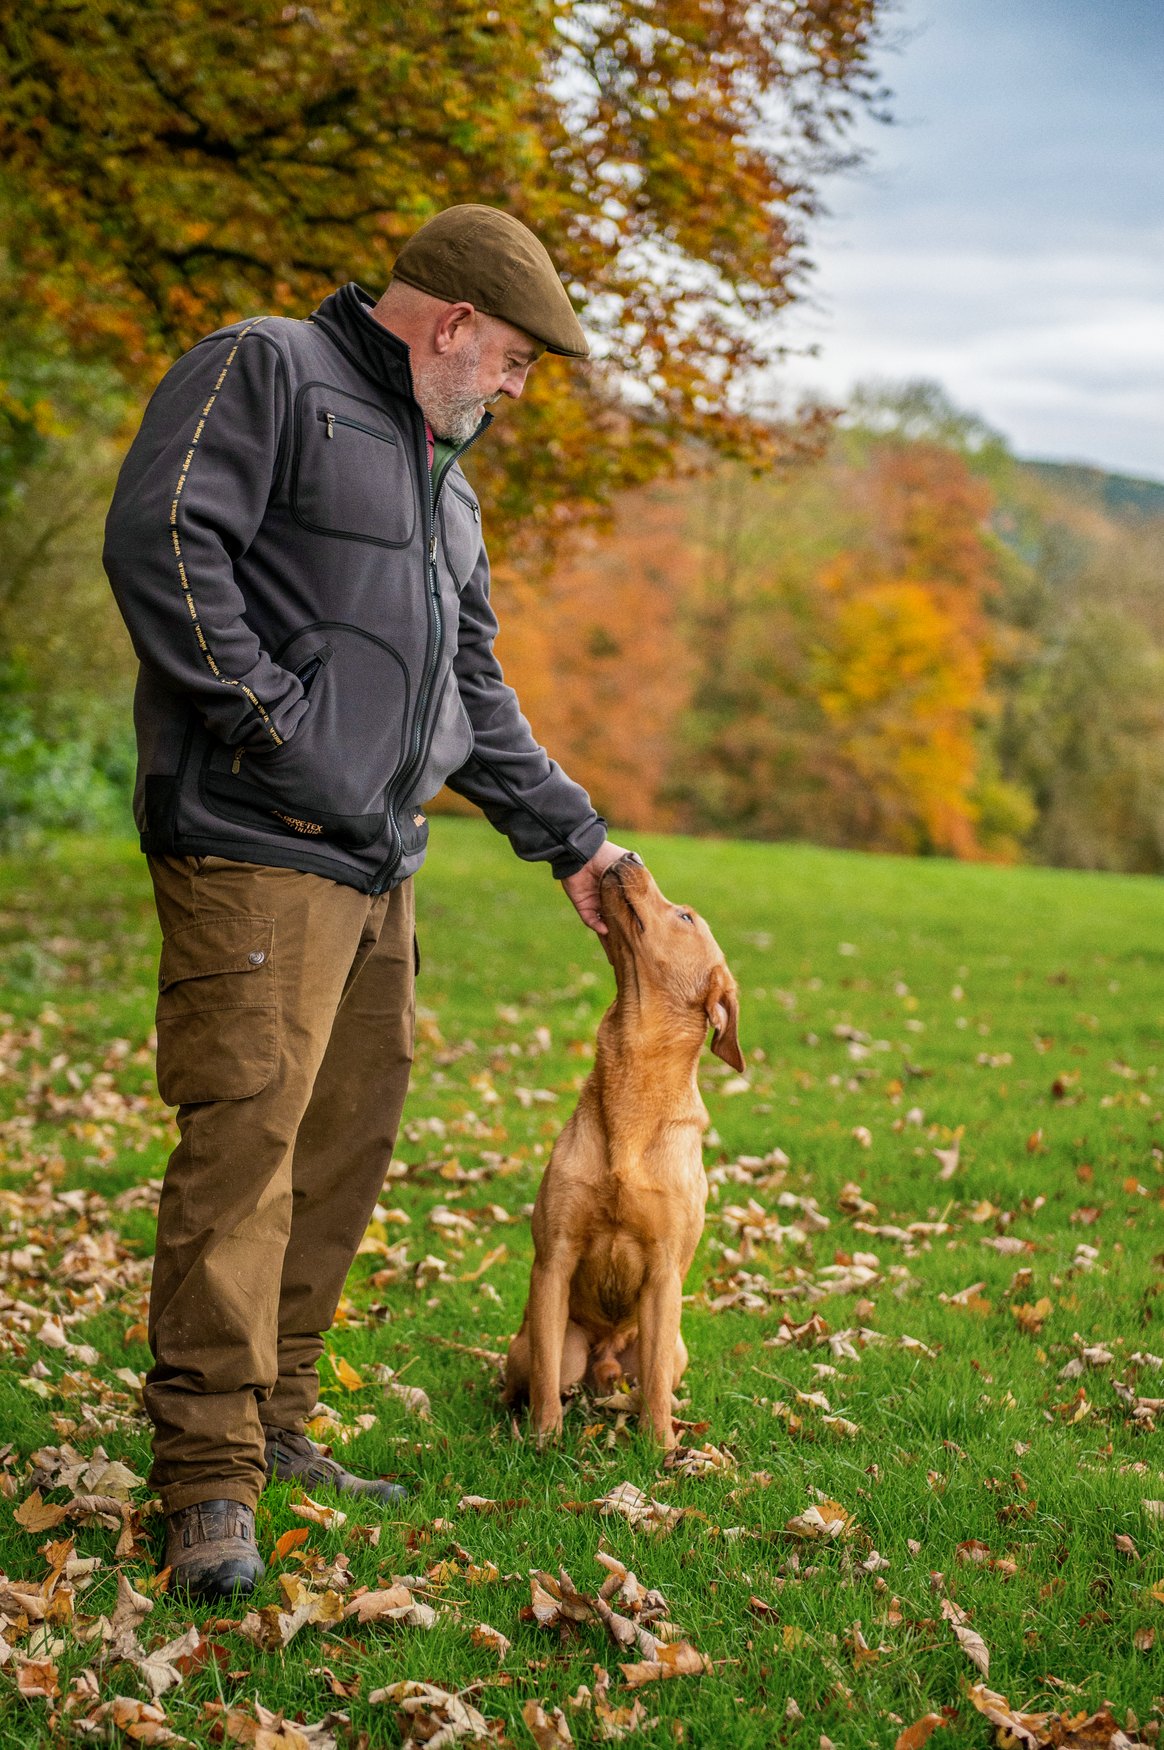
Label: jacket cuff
xmin=550 ymin=818 xmax=608 ymax=882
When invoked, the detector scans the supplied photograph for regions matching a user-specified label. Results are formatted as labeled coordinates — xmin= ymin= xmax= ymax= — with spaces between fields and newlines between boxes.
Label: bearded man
xmin=104 ymin=205 xmax=626 ymax=1599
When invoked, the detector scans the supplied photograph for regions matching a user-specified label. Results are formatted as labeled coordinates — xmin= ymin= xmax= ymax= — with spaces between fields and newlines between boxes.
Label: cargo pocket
xmin=155 ymin=916 xmax=277 ymax=1105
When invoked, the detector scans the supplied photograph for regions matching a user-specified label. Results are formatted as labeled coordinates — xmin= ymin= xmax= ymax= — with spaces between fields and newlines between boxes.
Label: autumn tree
xmin=0 ymin=0 xmax=889 ymax=530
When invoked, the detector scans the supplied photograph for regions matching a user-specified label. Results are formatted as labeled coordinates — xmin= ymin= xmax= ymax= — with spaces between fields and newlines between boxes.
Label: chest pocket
xmin=440 ymin=482 xmax=483 ymax=592
xmin=291 ymin=383 xmax=417 ymax=548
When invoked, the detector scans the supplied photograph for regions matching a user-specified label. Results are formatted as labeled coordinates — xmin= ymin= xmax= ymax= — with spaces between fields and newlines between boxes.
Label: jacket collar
xmin=310 ymin=282 xmax=494 ymax=453
xmin=310 ymin=282 xmax=418 ymax=401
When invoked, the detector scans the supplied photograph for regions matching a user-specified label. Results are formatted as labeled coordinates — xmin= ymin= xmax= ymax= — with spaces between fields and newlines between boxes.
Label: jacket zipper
xmin=318 ymin=409 xmax=397 ymax=445
xmin=368 ymin=418 xmax=489 ymax=894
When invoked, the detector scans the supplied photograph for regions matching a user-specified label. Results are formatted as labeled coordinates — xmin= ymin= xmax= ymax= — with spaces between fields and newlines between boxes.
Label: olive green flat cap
xmin=391 ymin=205 xmax=589 ymax=360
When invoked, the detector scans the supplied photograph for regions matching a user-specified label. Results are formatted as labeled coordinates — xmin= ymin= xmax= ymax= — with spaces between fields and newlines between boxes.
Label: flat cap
xmin=391 ymin=205 xmax=589 ymax=360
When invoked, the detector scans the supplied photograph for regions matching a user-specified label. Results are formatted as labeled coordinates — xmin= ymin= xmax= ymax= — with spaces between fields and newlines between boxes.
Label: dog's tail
xmin=587 ymin=1347 xmax=625 ymax=1398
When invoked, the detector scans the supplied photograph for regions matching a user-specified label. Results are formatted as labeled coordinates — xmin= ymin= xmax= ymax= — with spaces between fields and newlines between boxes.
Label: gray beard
xmin=413 ymin=340 xmax=491 ymax=444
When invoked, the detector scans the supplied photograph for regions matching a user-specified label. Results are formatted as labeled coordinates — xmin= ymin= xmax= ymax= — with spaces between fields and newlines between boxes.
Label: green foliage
xmin=0 ymin=667 xmax=134 ymax=849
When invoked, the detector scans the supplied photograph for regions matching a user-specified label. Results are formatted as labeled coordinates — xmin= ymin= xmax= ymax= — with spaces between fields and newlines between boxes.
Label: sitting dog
xmin=504 ymin=851 xmax=742 ymax=1447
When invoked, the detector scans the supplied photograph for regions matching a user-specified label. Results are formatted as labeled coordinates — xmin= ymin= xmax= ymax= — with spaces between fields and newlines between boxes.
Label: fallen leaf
xmin=112 ymin=1570 xmax=153 ymax=1648
xmin=619 ymin=1641 xmax=711 ymax=1686
xmin=594 ymin=1696 xmax=660 ymax=1741
xmin=945 ymin=1608 xmax=989 ymax=1676
xmin=470 ymin=1621 xmax=511 ymax=1663
xmin=135 ymin=1624 xmax=206 ymax=1698
xmin=367 ymin=1679 xmax=494 ymax=1746
xmin=785 ymin=1500 xmax=852 ymax=1541
xmin=343 ymin=1584 xmax=414 ymax=1624
xmin=1135 ymin=1626 xmax=1156 ymax=1652
xmin=895 ymin=1714 xmax=946 ymax=1750
xmin=14 ymin=1656 xmax=59 ymax=1700
xmin=328 ymin=1353 xmax=365 ymax=1392
xmin=274 ymin=1527 xmax=312 ymax=1560
xmin=13 ymin=1491 xmax=70 ymax=1534
xmin=290 ymin=1490 xmax=347 ymax=1530
xmin=524 ymin=1697 xmax=574 ymax=1747
xmin=460 ymin=1245 xmax=507 ymax=1283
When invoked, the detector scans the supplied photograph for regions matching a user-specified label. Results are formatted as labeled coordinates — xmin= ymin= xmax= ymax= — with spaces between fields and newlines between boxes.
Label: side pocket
xmin=155 ymin=915 xmax=277 ymax=1105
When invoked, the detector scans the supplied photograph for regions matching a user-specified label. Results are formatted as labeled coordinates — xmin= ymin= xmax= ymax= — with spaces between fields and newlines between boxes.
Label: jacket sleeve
xmin=445 ymin=547 xmax=607 ymax=880
xmin=103 ymin=322 xmax=308 ymax=750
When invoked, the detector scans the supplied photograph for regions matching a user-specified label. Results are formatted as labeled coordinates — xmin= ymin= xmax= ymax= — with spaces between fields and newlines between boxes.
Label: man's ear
xmin=706 ymin=975 xmax=744 ymax=1072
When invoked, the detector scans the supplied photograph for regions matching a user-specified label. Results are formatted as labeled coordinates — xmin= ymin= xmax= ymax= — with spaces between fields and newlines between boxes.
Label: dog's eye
xmin=678 ymin=912 xmax=694 ymax=924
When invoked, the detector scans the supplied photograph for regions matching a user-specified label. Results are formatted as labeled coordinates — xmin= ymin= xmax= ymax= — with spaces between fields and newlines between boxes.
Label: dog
xmin=503 ymin=851 xmax=743 ymax=1447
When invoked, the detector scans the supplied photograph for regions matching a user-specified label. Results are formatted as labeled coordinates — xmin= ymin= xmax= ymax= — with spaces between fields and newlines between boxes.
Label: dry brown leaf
xmin=387 ymin=1381 xmax=432 ymax=1420
xmin=523 ymin=1697 xmax=574 ymax=1747
xmin=289 ymin=1490 xmax=347 ymax=1530
xmin=135 ymin=1624 xmax=206 ymax=1699
xmin=460 ymin=1244 xmax=507 ymax=1283
xmin=14 ymin=1656 xmax=59 ymax=1700
xmin=619 ymin=1641 xmax=711 ymax=1686
xmin=530 ymin=1573 xmax=563 ymax=1630
xmin=785 ymin=1500 xmax=852 ymax=1540
xmin=1134 ymin=1626 xmax=1156 ymax=1652
xmin=895 ymin=1717 xmax=945 ymax=1750
xmin=85 ymin=1696 xmax=193 ymax=1747
xmin=470 ymin=1620 xmax=511 ymax=1663
xmin=341 ymin=1584 xmax=412 ymax=1625
xmin=946 ymin=1613 xmax=989 ymax=1675
xmin=592 ymin=1482 xmax=682 ymax=1534
xmin=13 ymin=1491 xmax=70 ymax=1533
xmin=366 ymin=1679 xmax=493 ymax=1745
xmin=593 ymin=1595 xmax=637 ymax=1649
xmin=111 ymin=1569 xmax=153 ymax=1649
xmin=594 ymin=1696 xmax=660 ymax=1741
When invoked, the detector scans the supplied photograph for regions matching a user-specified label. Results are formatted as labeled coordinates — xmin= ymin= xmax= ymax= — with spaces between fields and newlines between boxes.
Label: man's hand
xmin=560 ymin=841 xmax=632 ymax=934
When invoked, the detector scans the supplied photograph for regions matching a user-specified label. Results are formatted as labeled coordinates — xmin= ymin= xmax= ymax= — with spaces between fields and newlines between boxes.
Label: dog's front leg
xmin=636 ymin=1265 xmax=684 ymax=1447
xmin=527 ymin=1255 xmax=574 ymax=1446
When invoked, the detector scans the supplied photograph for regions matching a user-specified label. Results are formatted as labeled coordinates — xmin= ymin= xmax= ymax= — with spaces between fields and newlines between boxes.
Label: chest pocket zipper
xmin=449 ymin=483 xmax=481 ymax=523
xmin=318 ymin=409 xmax=398 ymax=445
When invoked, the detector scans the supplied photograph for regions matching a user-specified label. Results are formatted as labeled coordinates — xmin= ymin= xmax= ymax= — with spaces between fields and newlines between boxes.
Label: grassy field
xmin=0 ymin=819 xmax=1163 ymax=1747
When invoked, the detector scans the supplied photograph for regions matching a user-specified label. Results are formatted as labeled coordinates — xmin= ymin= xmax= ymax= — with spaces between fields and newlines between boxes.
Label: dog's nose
xmin=619 ymin=851 xmax=644 ymax=867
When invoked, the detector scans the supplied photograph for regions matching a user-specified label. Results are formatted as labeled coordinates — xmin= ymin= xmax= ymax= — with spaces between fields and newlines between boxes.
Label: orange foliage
xmin=491 ymin=487 xmax=698 ymax=833
xmin=438 ymin=441 xmax=1006 ymax=860
xmin=810 ymin=444 xmax=998 ymax=857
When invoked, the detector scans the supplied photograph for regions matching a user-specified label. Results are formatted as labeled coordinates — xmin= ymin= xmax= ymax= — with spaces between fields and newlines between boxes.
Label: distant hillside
xmin=1023 ymin=459 xmax=1164 ymax=521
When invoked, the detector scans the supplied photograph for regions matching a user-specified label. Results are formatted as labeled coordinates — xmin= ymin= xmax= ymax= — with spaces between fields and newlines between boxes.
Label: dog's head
xmin=599 ymin=852 xmax=744 ymax=1071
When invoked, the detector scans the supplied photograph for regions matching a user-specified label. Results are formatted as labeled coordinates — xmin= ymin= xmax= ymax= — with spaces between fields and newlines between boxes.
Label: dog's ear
xmin=706 ymin=973 xmax=744 ymax=1072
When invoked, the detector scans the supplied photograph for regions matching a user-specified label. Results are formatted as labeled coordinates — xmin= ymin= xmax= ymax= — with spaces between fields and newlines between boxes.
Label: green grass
xmin=0 ymin=820 xmax=1163 ymax=1746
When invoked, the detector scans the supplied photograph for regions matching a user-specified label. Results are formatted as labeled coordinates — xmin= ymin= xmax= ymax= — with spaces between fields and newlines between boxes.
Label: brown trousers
xmin=145 ymin=855 xmax=414 ymax=1515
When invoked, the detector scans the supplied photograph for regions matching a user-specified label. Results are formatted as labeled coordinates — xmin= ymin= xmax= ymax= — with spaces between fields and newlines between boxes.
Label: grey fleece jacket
xmin=103 ymin=282 xmax=606 ymax=894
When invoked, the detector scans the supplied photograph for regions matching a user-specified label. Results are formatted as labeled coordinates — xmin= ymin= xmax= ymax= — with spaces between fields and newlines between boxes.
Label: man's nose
xmin=501 ymin=364 xmax=531 ymax=399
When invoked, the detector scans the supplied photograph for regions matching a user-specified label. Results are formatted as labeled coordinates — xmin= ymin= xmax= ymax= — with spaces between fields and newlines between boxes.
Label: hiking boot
xmin=163 ymin=1499 xmax=265 ymax=1601
xmin=262 ymin=1426 xmax=408 ymax=1505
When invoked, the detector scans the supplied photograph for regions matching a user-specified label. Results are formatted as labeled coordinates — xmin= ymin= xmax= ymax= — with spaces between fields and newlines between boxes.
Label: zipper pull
xmin=429 ymin=534 xmax=437 ymax=564
xmin=231 ymin=747 xmax=243 ymax=775
xmin=325 ymin=413 xmax=335 ymax=439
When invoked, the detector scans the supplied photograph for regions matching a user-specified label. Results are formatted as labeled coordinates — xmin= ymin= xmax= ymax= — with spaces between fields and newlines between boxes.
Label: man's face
xmin=414 ymin=312 xmax=544 ymax=444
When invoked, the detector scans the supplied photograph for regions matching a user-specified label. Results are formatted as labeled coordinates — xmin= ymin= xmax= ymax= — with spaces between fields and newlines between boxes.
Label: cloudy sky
xmin=779 ymin=0 xmax=1164 ymax=479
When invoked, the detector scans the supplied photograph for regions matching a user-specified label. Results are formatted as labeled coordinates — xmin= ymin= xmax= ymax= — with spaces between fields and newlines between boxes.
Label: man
xmin=104 ymin=205 xmax=626 ymax=1600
